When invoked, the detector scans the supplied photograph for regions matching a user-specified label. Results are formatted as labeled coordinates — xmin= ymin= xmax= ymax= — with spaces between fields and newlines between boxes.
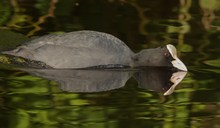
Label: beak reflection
xmin=164 ymin=71 xmax=187 ymax=95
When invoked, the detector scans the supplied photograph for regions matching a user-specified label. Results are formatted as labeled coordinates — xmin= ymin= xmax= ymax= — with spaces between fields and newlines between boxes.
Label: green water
xmin=0 ymin=0 xmax=220 ymax=128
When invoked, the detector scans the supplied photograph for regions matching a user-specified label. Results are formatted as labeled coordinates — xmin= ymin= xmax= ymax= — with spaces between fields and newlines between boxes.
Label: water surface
xmin=0 ymin=0 xmax=220 ymax=128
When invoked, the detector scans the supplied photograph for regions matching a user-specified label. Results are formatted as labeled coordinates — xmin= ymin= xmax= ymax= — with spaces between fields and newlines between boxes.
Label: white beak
xmin=166 ymin=44 xmax=187 ymax=71
xmin=171 ymin=57 xmax=188 ymax=71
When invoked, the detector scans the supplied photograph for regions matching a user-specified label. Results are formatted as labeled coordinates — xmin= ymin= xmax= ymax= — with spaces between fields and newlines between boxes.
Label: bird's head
xmin=133 ymin=44 xmax=187 ymax=71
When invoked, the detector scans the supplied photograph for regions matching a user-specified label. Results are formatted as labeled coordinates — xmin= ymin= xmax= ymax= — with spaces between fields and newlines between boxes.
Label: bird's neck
xmin=132 ymin=49 xmax=153 ymax=68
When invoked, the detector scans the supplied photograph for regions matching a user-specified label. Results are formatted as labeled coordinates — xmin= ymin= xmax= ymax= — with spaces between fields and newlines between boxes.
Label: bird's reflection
xmin=133 ymin=68 xmax=186 ymax=95
xmin=22 ymin=67 xmax=186 ymax=95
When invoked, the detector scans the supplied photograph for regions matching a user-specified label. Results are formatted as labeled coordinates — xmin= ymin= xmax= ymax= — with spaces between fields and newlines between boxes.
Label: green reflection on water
xmin=0 ymin=0 xmax=220 ymax=128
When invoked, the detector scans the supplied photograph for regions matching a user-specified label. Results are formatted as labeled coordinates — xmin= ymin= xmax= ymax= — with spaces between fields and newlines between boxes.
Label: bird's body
xmin=1 ymin=31 xmax=187 ymax=71
xmin=3 ymin=31 xmax=134 ymax=68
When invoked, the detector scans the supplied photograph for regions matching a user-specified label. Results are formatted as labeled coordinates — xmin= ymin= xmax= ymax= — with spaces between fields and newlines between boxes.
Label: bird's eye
xmin=164 ymin=52 xmax=175 ymax=61
xmin=164 ymin=52 xmax=170 ymax=57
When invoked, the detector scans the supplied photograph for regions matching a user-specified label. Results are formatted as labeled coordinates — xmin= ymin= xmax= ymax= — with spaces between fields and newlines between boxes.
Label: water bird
xmin=1 ymin=31 xmax=187 ymax=71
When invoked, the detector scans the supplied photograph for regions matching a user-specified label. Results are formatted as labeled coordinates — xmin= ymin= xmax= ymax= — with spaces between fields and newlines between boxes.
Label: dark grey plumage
xmin=2 ymin=30 xmax=187 ymax=71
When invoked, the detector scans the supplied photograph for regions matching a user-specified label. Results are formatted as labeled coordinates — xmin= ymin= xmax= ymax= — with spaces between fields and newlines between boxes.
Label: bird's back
xmin=2 ymin=31 xmax=134 ymax=68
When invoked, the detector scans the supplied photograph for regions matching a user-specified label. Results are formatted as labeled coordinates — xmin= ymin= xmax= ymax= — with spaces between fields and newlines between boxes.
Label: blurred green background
xmin=0 ymin=0 xmax=219 ymax=128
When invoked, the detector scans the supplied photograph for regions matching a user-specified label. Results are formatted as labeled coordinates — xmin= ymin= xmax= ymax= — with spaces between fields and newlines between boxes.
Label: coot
xmin=2 ymin=31 xmax=187 ymax=71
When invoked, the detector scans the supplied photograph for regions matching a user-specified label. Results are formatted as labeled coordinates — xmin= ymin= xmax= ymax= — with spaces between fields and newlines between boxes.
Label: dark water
xmin=0 ymin=0 xmax=220 ymax=128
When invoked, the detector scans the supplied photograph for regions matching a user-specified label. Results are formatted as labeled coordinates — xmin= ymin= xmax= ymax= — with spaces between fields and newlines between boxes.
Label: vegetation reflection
xmin=0 ymin=0 xmax=219 ymax=128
